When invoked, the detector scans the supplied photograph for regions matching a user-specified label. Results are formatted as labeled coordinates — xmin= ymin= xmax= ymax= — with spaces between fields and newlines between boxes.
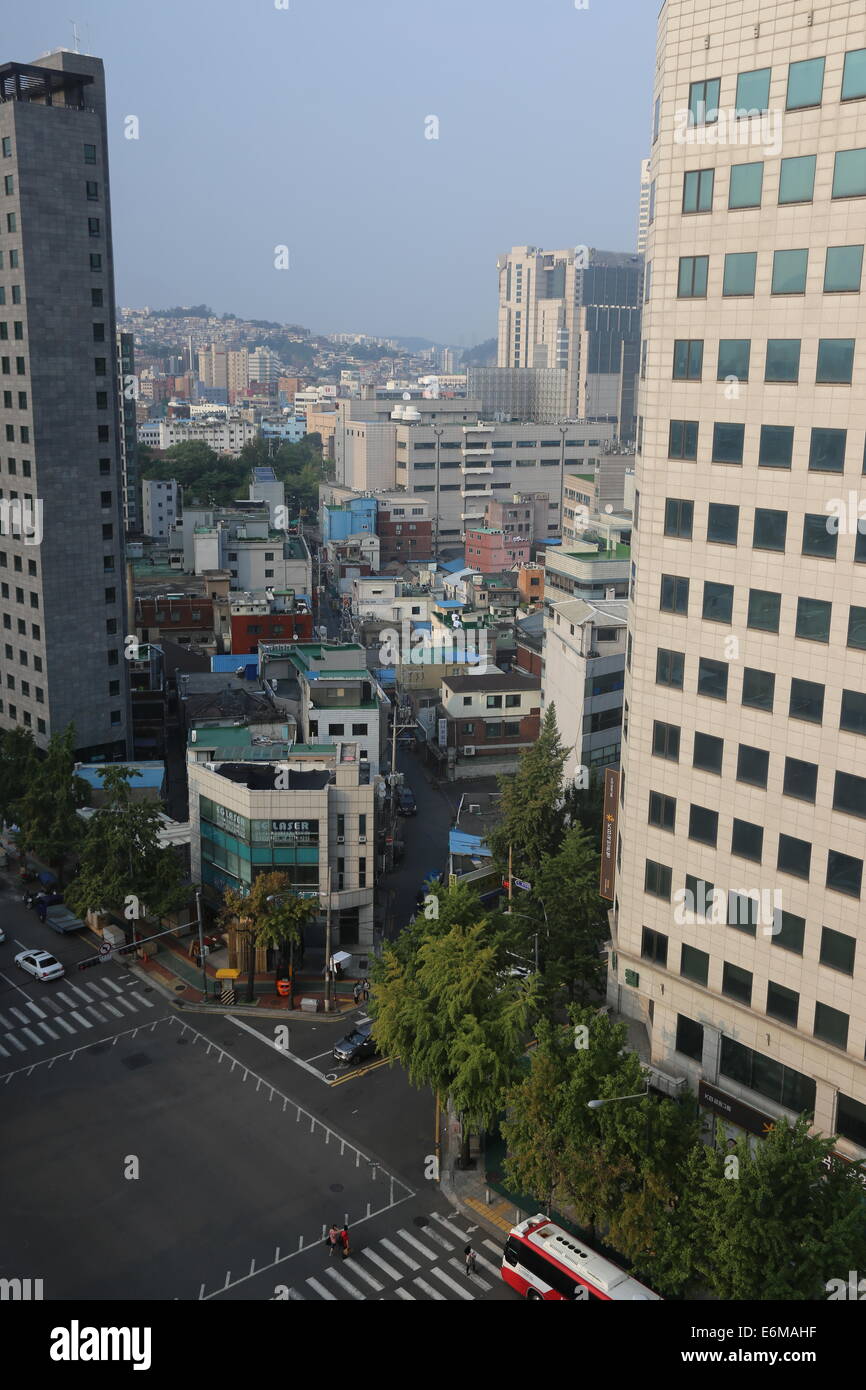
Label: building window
xmin=697 ymin=657 xmax=728 ymax=700
xmin=779 ymin=154 xmax=817 ymax=204
xmin=747 ymin=588 xmax=781 ymax=632
xmin=786 ymin=57 xmax=825 ymax=110
xmin=820 ymin=926 xmax=856 ymax=975
xmin=790 ymin=677 xmax=824 ymax=723
xmin=641 ymin=925 xmax=668 ymax=964
xmin=816 ymin=338 xmax=855 ymax=384
xmin=680 ymin=945 xmax=709 ymax=988
xmin=702 ymin=580 xmax=733 ymax=622
xmin=809 ymin=427 xmax=846 ymax=472
xmin=826 ymin=849 xmax=862 ymax=898
xmin=737 ymin=744 xmax=769 ymax=788
xmin=652 ymin=720 xmax=680 ymax=761
xmin=771 ymin=248 xmax=808 ymax=294
xmin=688 ymin=804 xmax=718 ymax=846
xmin=668 ymin=419 xmax=698 ymax=459
xmin=711 ymin=423 xmax=744 ymax=464
xmin=795 ymin=596 xmax=831 ymax=642
xmin=767 ymin=981 xmax=799 ymax=1027
xmin=673 ymin=339 xmax=703 ymax=379
xmin=675 ymin=1014 xmax=704 ymax=1062
xmin=824 ymin=245 xmax=863 ymax=292
xmin=660 ymin=573 xmax=689 ymax=614
xmin=735 ymin=67 xmax=771 ymax=114
xmin=814 ymin=1002 xmax=849 ymax=1050
xmin=693 ymin=731 xmax=723 ymax=773
xmin=682 ymin=168 xmax=714 ymax=213
xmin=648 ymin=791 xmax=676 ymax=831
xmin=84 ymin=143 xmax=97 ymax=163
xmin=678 ymin=255 xmax=709 ymax=297
xmin=731 ymin=818 xmax=763 ymax=861
xmin=758 ymin=424 xmax=794 ymax=468
xmin=728 ymin=160 xmax=763 ymax=209
xmin=802 ymin=514 xmax=837 ymax=560
xmin=644 ymin=860 xmax=672 ymax=900
xmin=752 ymin=508 xmax=787 ymax=551
xmin=723 ymin=251 xmax=757 ymax=296
xmin=656 ymin=649 xmax=684 ymax=689
xmin=706 ymin=502 xmax=739 ymax=545
xmin=664 ymin=498 xmax=693 ymax=538
xmin=717 ymin=339 xmax=750 ymax=381
xmin=834 ymin=770 xmax=866 ymax=819
xmin=832 ymin=148 xmax=866 ymax=199
xmin=722 ymin=961 xmax=753 ymax=1006
xmin=840 ymin=688 xmax=866 ymax=734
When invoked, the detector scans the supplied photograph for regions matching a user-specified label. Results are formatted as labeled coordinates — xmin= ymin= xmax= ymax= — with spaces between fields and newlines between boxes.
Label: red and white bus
xmin=501 ymin=1215 xmax=662 ymax=1301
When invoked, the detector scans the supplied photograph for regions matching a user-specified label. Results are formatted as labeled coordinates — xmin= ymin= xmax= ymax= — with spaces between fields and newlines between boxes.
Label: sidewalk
xmin=439 ymin=1110 xmax=532 ymax=1243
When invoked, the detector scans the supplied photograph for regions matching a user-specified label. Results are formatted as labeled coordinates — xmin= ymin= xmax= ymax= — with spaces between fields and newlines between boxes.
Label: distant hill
xmin=460 ymin=337 xmax=497 ymax=367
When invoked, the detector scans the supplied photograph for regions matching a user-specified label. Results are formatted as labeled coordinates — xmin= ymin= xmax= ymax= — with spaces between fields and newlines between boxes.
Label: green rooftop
xmin=565 ymin=543 xmax=631 ymax=562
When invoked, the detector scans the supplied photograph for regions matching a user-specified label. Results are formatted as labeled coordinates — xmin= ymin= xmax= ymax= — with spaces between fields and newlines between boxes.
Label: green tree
xmin=529 ymin=823 xmax=608 ymax=1005
xmin=64 ymin=767 xmax=188 ymax=923
xmin=487 ymin=705 xmax=569 ymax=881
xmin=15 ymin=727 xmax=90 ymax=883
xmin=0 ymin=726 xmax=37 ymax=828
xmin=689 ymin=1116 xmax=866 ymax=1300
xmin=372 ymin=900 xmax=535 ymax=1165
xmin=220 ymin=871 xmax=319 ymax=1003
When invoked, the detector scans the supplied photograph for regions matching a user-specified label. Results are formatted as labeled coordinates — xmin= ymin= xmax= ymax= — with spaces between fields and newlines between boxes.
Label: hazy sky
xmin=11 ymin=0 xmax=657 ymax=344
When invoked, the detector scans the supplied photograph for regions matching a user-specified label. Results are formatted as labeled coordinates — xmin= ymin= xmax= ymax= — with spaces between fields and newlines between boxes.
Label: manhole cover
xmin=329 ymin=1184 xmax=344 ymax=1193
xmin=413 ymin=1216 xmax=430 ymax=1228
xmin=173 ymin=983 xmax=187 ymax=993
xmin=122 ymin=1053 xmax=152 ymax=1070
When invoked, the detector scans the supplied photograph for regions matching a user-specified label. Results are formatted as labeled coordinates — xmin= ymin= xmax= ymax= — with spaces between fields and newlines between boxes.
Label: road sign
xmin=513 ymin=878 xmax=532 ymax=892
xmin=98 ymin=943 xmax=111 ymax=957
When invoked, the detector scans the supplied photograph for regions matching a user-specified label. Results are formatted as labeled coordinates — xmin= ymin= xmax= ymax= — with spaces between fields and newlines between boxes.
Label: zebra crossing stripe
xmin=305 ymin=1278 xmax=337 ymax=1301
xmin=85 ymin=1005 xmax=106 ymax=1023
xmin=0 ymin=1012 xmax=12 ymax=1029
xmin=10 ymin=1008 xmax=30 ymax=1024
xmin=470 ymin=1249 xmax=500 ymax=1279
xmin=5 ymin=1033 xmax=25 ymax=1052
xmin=83 ymin=981 xmax=107 ymax=999
xmin=412 ymin=1277 xmax=445 ymax=1300
xmin=69 ymin=1011 xmax=92 ymax=1029
xmin=420 ymin=1226 xmax=453 ymax=1252
xmin=20 ymin=1027 xmax=44 ymax=1048
xmin=102 ymin=979 xmax=123 ymax=993
xmin=0 ymin=1039 xmax=9 ymax=1057
xmin=395 ymin=1287 xmax=415 ymax=1300
xmin=360 ymin=1247 xmax=402 ymax=1281
xmin=324 ymin=1267 xmax=366 ymax=1300
xmin=37 ymin=1021 xmax=60 ymax=1041
xmin=115 ymin=996 xmax=139 ymax=1014
xmin=430 ymin=1266 xmax=474 ymax=1300
xmin=54 ymin=1016 xmax=76 ymax=1035
xmin=98 ymin=1001 xmax=122 ymax=1019
xmin=341 ymin=1260 xmax=383 ymax=1293
xmin=380 ymin=1238 xmax=419 ymax=1271
xmin=24 ymin=999 xmax=47 ymax=1020
xmin=396 ymin=1229 xmax=438 ymax=1260
xmin=448 ymin=1257 xmax=491 ymax=1291
xmin=482 ymin=1238 xmax=502 ymax=1258
xmin=55 ymin=992 xmax=76 ymax=1008
xmin=131 ymin=992 xmax=154 ymax=1009
xmin=431 ymin=1211 xmax=472 ymax=1240
xmin=68 ymin=984 xmax=94 ymax=1004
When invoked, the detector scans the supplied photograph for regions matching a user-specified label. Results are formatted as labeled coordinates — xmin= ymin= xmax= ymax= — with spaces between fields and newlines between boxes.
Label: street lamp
xmin=587 ymin=1083 xmax=650 ymax=1110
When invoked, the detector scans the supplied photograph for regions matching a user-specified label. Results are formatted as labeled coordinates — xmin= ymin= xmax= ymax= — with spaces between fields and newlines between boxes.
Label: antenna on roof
xmin=69 ymin=19 xmax=81 ymax=52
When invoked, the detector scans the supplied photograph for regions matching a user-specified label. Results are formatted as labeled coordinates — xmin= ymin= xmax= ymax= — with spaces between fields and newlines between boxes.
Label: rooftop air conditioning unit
xmin=463 ymin=746 xmax=476 ymax=756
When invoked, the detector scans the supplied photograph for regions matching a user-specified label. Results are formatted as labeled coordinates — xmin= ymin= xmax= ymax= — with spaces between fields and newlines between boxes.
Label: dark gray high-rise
xmin=0 ymin=51 xmax=129 ymax=758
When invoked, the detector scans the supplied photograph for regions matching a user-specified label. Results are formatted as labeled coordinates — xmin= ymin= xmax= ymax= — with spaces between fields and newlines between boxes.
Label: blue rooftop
xmin=441 ymin=557 xmax=466 ymax=573
xmin=77 ymin=762 xmax=165 ymax=791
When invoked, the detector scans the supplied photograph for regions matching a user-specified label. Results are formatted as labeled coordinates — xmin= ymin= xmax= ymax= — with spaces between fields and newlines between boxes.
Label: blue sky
xmin=10 ymin=0 xmax=658 ymax=343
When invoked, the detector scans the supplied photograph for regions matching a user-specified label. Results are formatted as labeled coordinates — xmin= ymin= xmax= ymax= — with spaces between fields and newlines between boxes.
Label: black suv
xmin=333 ymin=1021 xmax=376 ymax=1065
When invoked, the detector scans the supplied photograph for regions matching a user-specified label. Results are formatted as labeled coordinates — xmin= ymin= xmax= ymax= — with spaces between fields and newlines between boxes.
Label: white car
xmin=15 ymin=949 xmax=64 ymax=981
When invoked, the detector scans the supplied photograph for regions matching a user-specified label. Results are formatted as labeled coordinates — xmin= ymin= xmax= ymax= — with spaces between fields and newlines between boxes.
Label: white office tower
xmin=610 ymin=0 xmax=866 ymax=1159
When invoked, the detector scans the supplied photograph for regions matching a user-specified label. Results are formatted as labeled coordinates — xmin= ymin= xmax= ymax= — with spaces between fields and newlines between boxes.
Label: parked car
xmin=332 ymin=1021 xmax=376 ymax=1065
xmin=397 ymin=787 xmax=417 ymax=817
xmin=45 ymin=904 xmax=86 ymax=934
xmin=15 ymin=949 xmax=64 ymax=981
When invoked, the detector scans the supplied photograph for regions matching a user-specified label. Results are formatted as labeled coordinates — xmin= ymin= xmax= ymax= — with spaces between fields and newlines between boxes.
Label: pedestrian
xmin=326 ymin=1224 xmax=340 ymax=1258
xmin=340 ymin=1224 xmax=350 ymax=1259
xmin=362 ymin=978 xmax=370 ymax=1003
xmin=464 ymin=1243 xmax=477 ymax=1277
xmin=352 ymin=980 xmax=362 ymax=1005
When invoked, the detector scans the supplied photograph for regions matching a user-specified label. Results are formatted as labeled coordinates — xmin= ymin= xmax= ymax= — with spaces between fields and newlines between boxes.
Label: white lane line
xmin=396 ymin=1229 xmax=438 ymax=1261
xmin=69 ymin=1011 xmax=93 ymax=1029
xmin=324 ymin=1267 xmax=365 ymax=1300
xmin=430 ymin=1266 xmax=474 ymax=1300
xmin=448 ymin=1257 xmax=491 ymax=1291
xmin=37 ymin=1021 xmax=60 ymax=1041
xmin=53 ymin=1016 xmax=76 ymax=1035
xmin=395 ymin=1287 xmax=416 ymax=1300
xmin=24 ymin=999 xmax=47 ymax=1020
xmin=228 ymin=1016 xmax=331 ymax=1084
xmin=114 ymin=996 xmax=139 ymax=1014
xmin=5 ymin=1033 xmax=26 ymax=1052
xmin=412 ymin=1277 xmax=445 ymax=1300
xmin=381 ymin=1238 xmax=419 ymax=1271
xmin=0 ymin=968 xmax=37 ymax=1001
xmin=361 ymin=1247 xmax=402 ymax=1281
xmin=304 ymin=1048 xmax=335 ymax=1062
xmin=420 ymin=1226 xmax=453 ymax=1251
xmin=55 ymin=992 xmax=76 ymax=1008
xmin=20 ymin=1027 xmax=45 ymax=1047
xmin=98 ymin=1001 xmax=122 ymax=1019
xmin=85 ymin=1005 xmax=107 ymax=1023
xmin=10 ymin=1007 xmax=30 ymax=1024
xmin=131 ymin=992 xmax=154 ymax=1009
xmin=341 ymin=1260 xmax=383 ymax=1293
xmin=305 ymin=1278 xmax=337 ymax=1301
xmin=431 ymin=1211 xmax=473 ymax=1240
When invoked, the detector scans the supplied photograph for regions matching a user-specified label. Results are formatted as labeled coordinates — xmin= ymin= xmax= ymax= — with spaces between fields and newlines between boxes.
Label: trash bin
xmin=276 ymin=979 xmax=291 ymax=998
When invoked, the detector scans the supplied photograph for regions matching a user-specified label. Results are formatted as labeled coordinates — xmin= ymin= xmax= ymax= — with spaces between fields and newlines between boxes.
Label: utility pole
xmin=195 ymin=885 xmax=207 ymax=998
xmin=433 ymin=425 xmax=443 ymax=564
xmin=508 ymin=844 xmax=513 ymax=910
xmin=324 ymin=865 xmax=334 ymax=1013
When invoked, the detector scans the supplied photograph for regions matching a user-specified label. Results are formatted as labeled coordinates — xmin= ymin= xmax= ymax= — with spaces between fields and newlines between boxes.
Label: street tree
xmin=521 ymin=822 xmax=608 ymax=1006
xmin=64 ymin=767 xmax=188 ymax=924
xmin=220 ymin=872 xmax=319 ymax=1003
xmin=372 ymin=911 xmax=535 ymax=1165
xmin=487 ymin=705 xmax=568 ymax=881
xmin=0 ymin=726 xmax=37 ymax=829
xmin=15 ymin=726 xmax=90 ymax=883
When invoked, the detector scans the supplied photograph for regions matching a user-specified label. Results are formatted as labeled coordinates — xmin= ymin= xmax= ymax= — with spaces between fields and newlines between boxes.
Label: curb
xmin=125 ymin=961 xmax=359 ymax=1023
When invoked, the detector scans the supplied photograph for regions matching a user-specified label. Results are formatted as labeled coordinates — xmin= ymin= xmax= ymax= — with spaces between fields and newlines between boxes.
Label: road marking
xmin=412 ymin=1277 xmax=445 ymax=1301
xmin=85 ymin=1005 xmax=107 ymax=1023
xmin=0 ymin=1015 xmax=173 ymax=1082
xmin=69 ymin=1011 xmax=93 ymax=1029
xmin=0 ymin=1040 xmax=8 ymax=1057
xmin=340 ymin=1260 xmax=383 ymax=1292
xmin=360 ymin=1247 xmax=402 ymax=1281
xmin=0 ymin=968 xmax=36 ymax=1001
xmin=20 ymin=1027 xmax=45 ymax=1047
xmin=37 ymin=1021 xmax=60 ymax=1041
xmin=10 ymin=1007 xmax=30 ymax=1024
xmin=395 ymin=1287 xmax=415 ymax=1300
xmin=304 ymin=1048 xmax=334 ymax=1062
xmin=420 ymin=1226 xmax=453 ymax=1251
xmin=380 ymin=1238 xmax=419 ymax=1271
xmin=102 ymin=978 xmax=123 ymax=993
xmin=68 ymin=983 xmax=96 ymax=1004
xmin=24 ymin=999 xmax=47 ymax=1020
xmin=431 ymin=1211 xmax=472 ymax=1240
xmin=115 ymin=995 xmax=139 ymax=1014
xmin=396 ymin=1229 xmax=438 ymax=1260
xmin=305 ymin=1278 xmax=337 ymax=1301
xmin=5 ymin=1033 xmax=25 ymax=1052
xmin=82 ymin=980 xmax=108 ymax=999
xmin=55 ymin=991 xmax=76 ymax=1008
xmin=448 ymin=1257 xmax=491 ymax=1291
xmin=324 ymin=1267 xmax=365 ymax=1299
xmin=431 ymin=1266 xmax=474 ymax=1300
xmin=0 ymin=1012 xmax=11 ymax=1029
xmin=131 ymin=992 xmax=154 ymax=1009
xmin=53 ymin=1016 xmax=76 ymax=1035
xmin=328 ymin=1055 xmax=392 ymax=1086
xmin=98 ymin=1000 xmax=122 ymax=1019
xmin=227 ymin=1016 xmax=331 ymax=1084
xmin=471 ymin=1249 xmax=501 ymax=1279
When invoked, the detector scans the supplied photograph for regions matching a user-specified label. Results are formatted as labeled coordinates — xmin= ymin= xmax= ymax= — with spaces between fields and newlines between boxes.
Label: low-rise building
xmin=465 ymin=527 xmax=530 ymax=573
xmin=543 ymin=541 xmax=630 ymax=603
xmin=436 ymin=670 xmax=542 ymax=777
xmin=258 ymin=642 xmax=389 ymax=775
xmin=229 ymin=592 xmax=315 ymax=655
xmin=542 ymin=597 xmax=627 ymax=778
xmin=142 ymin=479 xmax=180 ymax=540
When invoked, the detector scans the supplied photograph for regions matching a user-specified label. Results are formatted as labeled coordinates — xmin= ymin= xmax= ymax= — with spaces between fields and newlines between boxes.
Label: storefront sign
xmin=698 ymin=1081 xmax=775 ymax=1137
xmin=599 ymin=767 xmax=619 ymax=900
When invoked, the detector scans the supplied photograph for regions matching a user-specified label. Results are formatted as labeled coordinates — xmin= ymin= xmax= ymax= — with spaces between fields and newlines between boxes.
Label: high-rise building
xmin=0 ymin=51 xmax=129 ymax=758
xmin=637 ymin=158 xmax=652 ymax=254
xmin=496 ymin=245 xmax=643 ymax=436
xmin=611 ymin=0 xmax=866 ymax=1160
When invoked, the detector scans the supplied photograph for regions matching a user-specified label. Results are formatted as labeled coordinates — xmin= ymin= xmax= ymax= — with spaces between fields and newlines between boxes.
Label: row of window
xmin=677 ymin=245 xmax=864 ymax=297
xmin=0 ymin=358 xmax=27 ymax=376
xmin=667 ymin=419 xmax=861 ymax=472
xmin=0 ymin=553 xmax=37 ymax=576
xmin=649 ymin=652 xmax=866 ymax=736
xmin=0 ymin=702 xmax=46 ymax=733
xmin=459 ymin=721 xmax=522 ymax=737
xmin=681 ymin=52 xmax=866 ymax=127
xmin=673 ymin=148 xmax=866 ymax=214
xmin=661 ymin=563 xmax=866 ymax=641
xmin=650 ymin=745 xmax=865 ymax=819
xmin=646 ymin=817 xmax=863 ymax=893
xmin=0 ymin=139 xmax=95 ymax=162
xmin=0 ymin=285 xmax=22 ymax=304
xmin=668 ymin=337 xmax=858 ymax=383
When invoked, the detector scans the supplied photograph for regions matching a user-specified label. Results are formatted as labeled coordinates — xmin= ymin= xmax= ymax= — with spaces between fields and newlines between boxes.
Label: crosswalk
xmin=280 ymin=1212 xmax=504 ymax=1301
xmin=0 ymin=973 xmax=155 ymax=1058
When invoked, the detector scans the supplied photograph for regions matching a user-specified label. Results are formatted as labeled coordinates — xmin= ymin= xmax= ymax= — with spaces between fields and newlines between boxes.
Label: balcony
xmin=460 ymin=487 xmax=493 ymax=499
